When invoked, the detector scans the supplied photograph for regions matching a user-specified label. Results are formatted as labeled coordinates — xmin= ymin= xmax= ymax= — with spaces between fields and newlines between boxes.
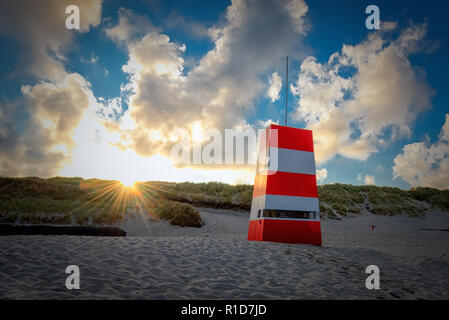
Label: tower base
xmin=247 ymin=219 xmax=322 ymax=246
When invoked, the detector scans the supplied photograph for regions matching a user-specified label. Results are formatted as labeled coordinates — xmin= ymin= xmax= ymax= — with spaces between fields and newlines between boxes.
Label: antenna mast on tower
xmin=285 ymin=56 xmax=288 ymax=126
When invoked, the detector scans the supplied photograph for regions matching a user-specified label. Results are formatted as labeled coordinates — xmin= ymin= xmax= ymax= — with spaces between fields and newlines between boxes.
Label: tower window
xmin=262 ymin=209 xmax=316 ymax=219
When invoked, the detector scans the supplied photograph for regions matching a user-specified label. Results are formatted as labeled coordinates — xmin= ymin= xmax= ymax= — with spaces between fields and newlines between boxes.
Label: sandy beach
xmin=1 ymin=208 xmax=449 ymax=299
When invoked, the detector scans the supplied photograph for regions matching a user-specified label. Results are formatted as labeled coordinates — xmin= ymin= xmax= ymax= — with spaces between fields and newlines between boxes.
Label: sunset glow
xmin=0 ymin=0 xmax=447 ymax=190
xmin=120 ymin=178 xmax=137 ymax=188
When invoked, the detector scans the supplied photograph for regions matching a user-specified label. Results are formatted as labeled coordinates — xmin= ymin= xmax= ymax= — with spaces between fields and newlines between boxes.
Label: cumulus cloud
xmin=257 ymin=119 xmax=279 ymax=128
xmin=316 ymin=168 xmax=327 ymax=182
xmin=0 ymin=74 xmax=99 ymax=176
xmin=267 ymin=72 xmax=282 ymax=102
xmin=0 ymin=0 xmax=310 ymax=179
xmin=393 ymin=114 xmax=449 ymax=189
xmin=0 ymin=0 xmax=309 ymax=178
xmin=0 ymin=0 xmax=102 ymax=81
xmin=0 ymin=1 xmax=104 ymax=177
xmin=364 ymin=175 xmax=376 ymax=185
xmin=357 ymin=173 xmax=375 ymax=185
xmin=105 ymin=0 xmax=310 ymax=161
xmin=291 ymin=23 xmax=435 ymax=164
xmin=104 ymin=8 xmax=157 ymax=45
xmin=164 ymin=12 xmax=211 ymax=39
xmin=439 ymin=114 xmax=449 ymax=142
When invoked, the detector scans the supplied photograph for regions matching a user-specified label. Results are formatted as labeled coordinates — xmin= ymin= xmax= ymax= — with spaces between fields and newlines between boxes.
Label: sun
xmin=120 ymin=177 xmax=137 ymax=188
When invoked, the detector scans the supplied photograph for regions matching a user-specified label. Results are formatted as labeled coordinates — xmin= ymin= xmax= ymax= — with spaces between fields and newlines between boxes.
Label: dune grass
xmin=317 ymin=184 xmax=365 ymax=217
xmin=315 ymin=184 xmax=428 ymax=218
xmin=156 ymin=202 xmax=203 ymax=227
xmin=0 ymin=177 xmax=447 ymax=224
xmin=409 ymin=187 xmax=449 ymax=210
xmin=359 ymin=185 xmax=427 ymax=217
xmin=0 ymin=177 xmax=131 ymax=225
xmin=145 ymin=181 xmax=252 ymax=210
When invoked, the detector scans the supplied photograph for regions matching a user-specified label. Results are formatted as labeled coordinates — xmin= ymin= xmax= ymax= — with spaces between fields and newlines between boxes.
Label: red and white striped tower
xmin=247 ymin=124 xmax=322 ymax=245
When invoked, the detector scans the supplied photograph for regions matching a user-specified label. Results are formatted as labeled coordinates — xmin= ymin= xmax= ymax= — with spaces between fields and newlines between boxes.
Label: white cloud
xmin=96 ymin=97 xmax=123 ymax=121
xmin=364 ymin=175 xmax=376 ymax=185
xmin=105 ymin=0 xmax=310 ymax=159
xmin=267 ymin=72 xmax=282 ymax=102
xmin=357 ymin=173 xmax=376 ymax=185
xmin=439 ymin=114 xmax=449 ymax=142
xmin=291 ymin=23 xmax=435 ymax=164
xmin=393 ymin=114 xmax=449 ymax=189
xmin=286 ymin=0 xmax=310 ymax=33
xmin=164 ymin=12 xmax=211 ymax=39
xmin=0 ymin=1 xmax=103 ymax=177
xmin=257 ymin=119 xmax=279 ymax=128
xmin=0 ymin=0 xmax=311 ymax=180
xmin=122 ymin=32 xmax=186 ymax=80
xmin=104 ymin=8 xmax=157 ymax=45
xmin=0 ymin=0 xmax=102 ymax=81
xmin=0 ymin=73 xmax=98 ymax=176
xmin=316 ymin=168 xmax=327 ymax=182
xmin=80 ymin=53 xmax=99 ymax=64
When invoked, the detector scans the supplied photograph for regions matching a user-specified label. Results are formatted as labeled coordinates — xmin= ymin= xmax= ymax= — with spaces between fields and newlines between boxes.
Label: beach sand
xmin=1 ymin=208 xmax=448 ymax=299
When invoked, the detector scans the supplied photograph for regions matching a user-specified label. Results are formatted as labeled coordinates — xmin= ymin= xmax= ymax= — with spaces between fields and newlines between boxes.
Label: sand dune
xmin=0 ymin=208 xmax=448 ymax=299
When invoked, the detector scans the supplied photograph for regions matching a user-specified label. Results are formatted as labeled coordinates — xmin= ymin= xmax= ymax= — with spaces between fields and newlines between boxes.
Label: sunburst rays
xmin=66 ymin=180 xmax=174 ymax=226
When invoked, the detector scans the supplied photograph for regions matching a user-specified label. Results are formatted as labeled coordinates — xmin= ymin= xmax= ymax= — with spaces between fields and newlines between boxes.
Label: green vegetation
xmin=315 ymin=184 xmax=428 ymax=218
xmin=153 ymin=181 xmax=447 ymax=219
xmin=0 ymin=177 xmax=132 ymax=225
xmin=157 ymin=202 xmax=203 ymax=227
xmin=317 ymin=184 xmax=365 ymax=217
xmin=0 ymin=177 xmax=447 ymax=225
xmin=409 ymin=187 xmax=449 ymax=210
xmin=147 ymin=181 xmax=252 ymax=210
xmin=358 ymin=185 xmax=427 ymax=217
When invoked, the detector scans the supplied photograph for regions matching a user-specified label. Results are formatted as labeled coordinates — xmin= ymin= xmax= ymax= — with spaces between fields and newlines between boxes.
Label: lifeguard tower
xmin=247 ymin=124 xmax=322 ymax=245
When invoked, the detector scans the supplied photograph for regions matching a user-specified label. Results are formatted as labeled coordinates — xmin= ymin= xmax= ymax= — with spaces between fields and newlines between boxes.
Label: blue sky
xmin=0 ymin=0 xmax=448 ymax=188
